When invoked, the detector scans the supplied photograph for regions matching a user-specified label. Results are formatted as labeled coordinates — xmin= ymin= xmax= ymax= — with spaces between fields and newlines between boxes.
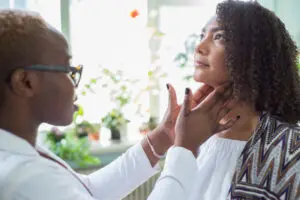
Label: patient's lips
xmin=194 ymin=54 xmax=209 ymax=68
xmin=195 ymin=60 xmax=209 ymax=68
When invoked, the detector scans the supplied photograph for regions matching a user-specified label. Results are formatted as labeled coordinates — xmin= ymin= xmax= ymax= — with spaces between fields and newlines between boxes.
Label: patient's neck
xmin=216 ymin=103 xmax=261 ymax=141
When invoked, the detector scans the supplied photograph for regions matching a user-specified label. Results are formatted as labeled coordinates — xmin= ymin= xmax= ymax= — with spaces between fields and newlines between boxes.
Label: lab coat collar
xmin=0 ymin=128 xmax=39 ymax=156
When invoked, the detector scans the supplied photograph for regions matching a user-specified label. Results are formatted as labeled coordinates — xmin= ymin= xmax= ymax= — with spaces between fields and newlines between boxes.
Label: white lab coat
xmin=0 ymin=129 xmax=197 ymax=200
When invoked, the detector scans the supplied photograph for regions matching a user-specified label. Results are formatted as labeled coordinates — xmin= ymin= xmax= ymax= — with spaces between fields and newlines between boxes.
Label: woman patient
xmin=180 ymin=0 xmax=300 ymax=199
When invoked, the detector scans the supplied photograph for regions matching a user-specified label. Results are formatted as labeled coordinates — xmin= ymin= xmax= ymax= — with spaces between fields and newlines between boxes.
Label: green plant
xmin=139 ymin=116 xmax=158 ymax=134
xmin=81 ymin=67 xmax=138 ymax=108
xmin=174 ymin=33 xmax=199 ymax=82
xmin=82 ymin=67 xmax=136 ymax=139
xmin=73 ymin=104 xmax=84 ymax=124
xmin=78 ymin=64 xmax=166 ymax=138
xmin=45 ymin=126 xmax=100 ymax=168
xmin=45 ymin=105 xmax=100 ymax=168
xmin=101 ymin=108 xmax=129 ymax=140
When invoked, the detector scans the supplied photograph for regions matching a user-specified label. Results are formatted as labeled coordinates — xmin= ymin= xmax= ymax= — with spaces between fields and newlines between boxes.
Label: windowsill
xmin=72 ymin=138 xmax=142 ymax=172
xmin=38 ymin=127 xmax=146 ymax=171
xmin=90 ymin=140 xmax=136 ymax=155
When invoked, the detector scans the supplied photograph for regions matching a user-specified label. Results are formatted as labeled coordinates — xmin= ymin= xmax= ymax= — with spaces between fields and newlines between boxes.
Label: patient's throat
xmin=216 ymin=106 xmax=260 ymax=141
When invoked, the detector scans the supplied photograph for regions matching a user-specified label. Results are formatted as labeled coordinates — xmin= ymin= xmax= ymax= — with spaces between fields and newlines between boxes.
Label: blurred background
xmin=1 ymin=0 xmax=299 ymax=199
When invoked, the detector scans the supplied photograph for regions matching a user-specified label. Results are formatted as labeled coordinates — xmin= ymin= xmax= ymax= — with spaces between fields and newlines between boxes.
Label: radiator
xmin=123 ymin=173 xmax=160 ymax=200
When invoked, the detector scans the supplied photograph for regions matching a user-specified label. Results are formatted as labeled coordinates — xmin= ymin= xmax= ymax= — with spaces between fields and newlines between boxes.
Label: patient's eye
xmin=213 ymin=32 xmax=225 ymax=41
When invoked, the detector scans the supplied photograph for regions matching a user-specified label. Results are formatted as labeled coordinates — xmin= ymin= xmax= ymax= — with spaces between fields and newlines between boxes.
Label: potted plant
xmin=93 ymin=68 xmax=134 ymax=140
xmin=81 ymin=66 xmax=166 ymax=140
xmin=44 ymin=126 xmax=101 ymax=168
xmin=43 ymin=104 xmax=101 ymax=168
xmin=76 ymin=120 xmax=101 ymax=141
xmin=139 ymin=116 xmax=158 ymax=135
xmin=101 ymin=108 xmax=129 ymax=140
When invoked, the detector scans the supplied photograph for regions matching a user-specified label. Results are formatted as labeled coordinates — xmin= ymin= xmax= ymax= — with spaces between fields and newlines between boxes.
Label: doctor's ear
xmin=9 ymin=70 xmax=41 ymax=97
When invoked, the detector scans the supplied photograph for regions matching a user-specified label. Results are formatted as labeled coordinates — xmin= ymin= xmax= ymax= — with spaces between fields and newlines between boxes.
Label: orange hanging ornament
xmin=130 ymin=9 xmax=139 ymax=18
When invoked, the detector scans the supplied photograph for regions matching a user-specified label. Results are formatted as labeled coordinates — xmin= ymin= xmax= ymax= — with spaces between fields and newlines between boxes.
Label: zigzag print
xmin=227 ymin=113 xmax=300 ymax=200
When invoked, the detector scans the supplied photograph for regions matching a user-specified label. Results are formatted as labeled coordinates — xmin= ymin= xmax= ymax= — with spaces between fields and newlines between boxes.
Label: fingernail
xmin=236 ymin=115 xmax=240 ymax=119
xmin=185 ymin=88 xmax=190 ymax=95
xmin=166 ymin=84 xmax=169 ymax=90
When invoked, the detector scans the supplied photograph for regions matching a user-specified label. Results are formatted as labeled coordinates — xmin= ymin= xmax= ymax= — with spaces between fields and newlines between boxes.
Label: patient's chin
xmin=193 ymin=76 xmax=222 ymax=88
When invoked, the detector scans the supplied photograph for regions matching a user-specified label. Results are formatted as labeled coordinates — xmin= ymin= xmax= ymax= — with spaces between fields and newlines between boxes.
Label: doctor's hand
xmin=143 ymin=83 xmax=214 ymax=166
xmin=155 ymin=83 xmax=214 ymax=143
xmin=174 ymin=84 xmax=239 ymax=156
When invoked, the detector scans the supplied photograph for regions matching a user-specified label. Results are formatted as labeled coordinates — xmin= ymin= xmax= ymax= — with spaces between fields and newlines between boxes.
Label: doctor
xmin=0 ymin=10 xmax=235 ymax=200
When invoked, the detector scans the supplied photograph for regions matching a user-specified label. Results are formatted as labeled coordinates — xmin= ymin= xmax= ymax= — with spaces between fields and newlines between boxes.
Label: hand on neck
xmin=216 ymin=102 xmax=261 ymax=141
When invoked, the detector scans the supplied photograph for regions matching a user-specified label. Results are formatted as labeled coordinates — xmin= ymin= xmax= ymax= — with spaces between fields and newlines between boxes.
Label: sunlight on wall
xmin=68 ymin=0 xmax=151 ymax=143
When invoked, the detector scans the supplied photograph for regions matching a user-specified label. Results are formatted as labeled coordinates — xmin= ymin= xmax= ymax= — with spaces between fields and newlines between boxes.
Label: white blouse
xmin=189 ymin=135 xmax=247 ymax=200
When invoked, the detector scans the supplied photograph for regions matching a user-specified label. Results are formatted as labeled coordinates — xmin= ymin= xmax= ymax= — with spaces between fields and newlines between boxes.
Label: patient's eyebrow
xmin=201 ymin=26 xmax=223 ymax=34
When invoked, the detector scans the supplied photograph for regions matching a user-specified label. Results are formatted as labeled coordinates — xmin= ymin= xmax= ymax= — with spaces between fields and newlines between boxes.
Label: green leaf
xmin=101 ymin=109 xmax=129 ymax=130
xmin=148 ymin=71 xmax=153 ymax=77
xmin=174 ymin=53 xmax=188 ymax=68
xmin=90 ymin=79 xmax=97 ymax=84
xmin=44 ymin=131 xmax=101 ymax=168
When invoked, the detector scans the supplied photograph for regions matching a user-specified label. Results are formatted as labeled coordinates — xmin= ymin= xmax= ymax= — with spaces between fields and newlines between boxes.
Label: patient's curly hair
xmin=216 ymin=0 xmax=300 ymax=123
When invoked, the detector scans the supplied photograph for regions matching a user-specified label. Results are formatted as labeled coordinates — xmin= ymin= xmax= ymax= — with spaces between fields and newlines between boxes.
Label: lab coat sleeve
xmin=147 ymin=146 xmax=198 ymax=200
xmin=87 ymin=142 xmax=160 ymax=200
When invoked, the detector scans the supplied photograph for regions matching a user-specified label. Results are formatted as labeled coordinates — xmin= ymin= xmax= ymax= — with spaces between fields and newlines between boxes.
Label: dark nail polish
xmin=237 ymin=115 xmax=241 ymax=119
xmin=166 ymin=84 xmax=169 ymax=90
xmin=185 ymin=88 xmax=190 ymax=95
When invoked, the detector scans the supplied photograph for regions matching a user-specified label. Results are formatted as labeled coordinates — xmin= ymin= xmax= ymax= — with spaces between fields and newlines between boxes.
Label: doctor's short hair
xmin=216 ymin=0 xmax=300 ymax=124
xmin=0 ymin=9 xmax=49 ymax=107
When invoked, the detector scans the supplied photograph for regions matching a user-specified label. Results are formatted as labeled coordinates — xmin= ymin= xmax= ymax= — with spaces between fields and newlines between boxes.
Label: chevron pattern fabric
xmin=227 ymin=113 xmax=300 ymax=200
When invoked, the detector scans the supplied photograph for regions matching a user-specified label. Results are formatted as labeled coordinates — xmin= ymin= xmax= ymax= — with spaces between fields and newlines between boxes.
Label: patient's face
xmin=193 ymin=18 xmax=229 ymax=87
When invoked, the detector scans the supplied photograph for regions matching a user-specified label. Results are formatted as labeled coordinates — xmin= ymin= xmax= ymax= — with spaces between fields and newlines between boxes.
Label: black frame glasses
xmin=22 ymin=64 xmax=83 ymax=87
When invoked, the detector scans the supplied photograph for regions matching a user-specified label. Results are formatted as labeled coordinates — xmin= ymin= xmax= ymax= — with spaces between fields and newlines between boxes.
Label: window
xmin=70 ymin=0 xmax=149 ymax=123
xmin=0 ymin=0 xmax=61 ymax=30
xmin=27 ymin=0 xmax=61 ymax=30
xmin=0 ymin=0 xmax=9 ymax=8
xmin=14 ymin=0 xmax=27 ymax=8
xmin=0 ymin=0 xmax=27 ymax=9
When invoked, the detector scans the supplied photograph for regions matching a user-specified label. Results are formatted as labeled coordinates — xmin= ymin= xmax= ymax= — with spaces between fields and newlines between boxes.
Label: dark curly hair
xmin=216 ymin=0 xmax=300 ymax=124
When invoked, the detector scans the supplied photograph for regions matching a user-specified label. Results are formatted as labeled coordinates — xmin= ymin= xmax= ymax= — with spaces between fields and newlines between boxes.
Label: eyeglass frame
xmin=6 ymin=64 xmax=83 ymax=87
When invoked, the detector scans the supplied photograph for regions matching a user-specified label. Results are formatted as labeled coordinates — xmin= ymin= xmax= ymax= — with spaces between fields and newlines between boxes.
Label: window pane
xmin=27 ymin=0 xmax=61 ymax=30
xmin=0 ymin=0 xmax=9 ymax=8
xmin=70 ymin=0 xmax=148 ymax=120
xmin=14 ymin=0 xmax=27 ymax=9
